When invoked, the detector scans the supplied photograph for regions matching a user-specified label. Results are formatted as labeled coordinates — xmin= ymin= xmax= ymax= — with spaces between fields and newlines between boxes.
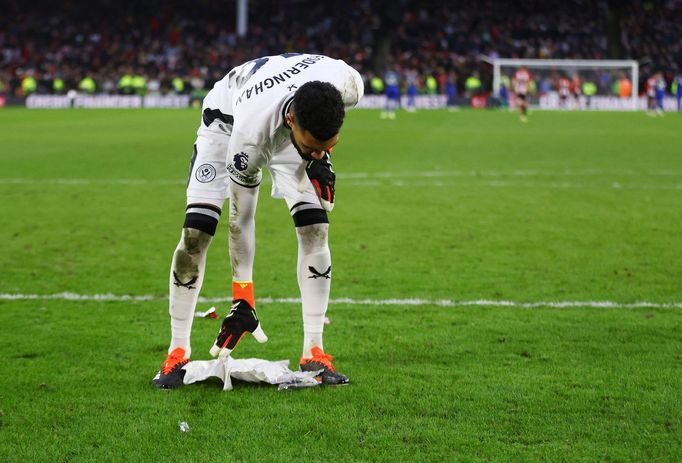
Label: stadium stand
xmin=1 ymin=0 xmax=681 ymax=98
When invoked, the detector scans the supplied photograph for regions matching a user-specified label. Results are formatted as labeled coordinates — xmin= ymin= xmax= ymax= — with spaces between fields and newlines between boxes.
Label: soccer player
xmin=152 ymin=53 xmax=364 ymax=389
xmin=654 ymin=72 xmax=666 ymax=116
xmin=446 ymin=71 xmax=459 ymax=111
xmin=557 ymin=74 xmax=571 ymax=109
xmin=617 ymin=73 xmax=632 ymax=99
xmin=674 ymin=71 xmax=682 ymax=112
xmin=381 ymin=69 xmax=400 ymax=119
xmin=405 ymin=68 xmax=418 ymax=112
xmin=646 ymin=73 xmax=657 ymax=115
xmin=571 ymin=73 xmax=582 ymax=109
xmin=512 ymin=66 xmax=530 ymax=122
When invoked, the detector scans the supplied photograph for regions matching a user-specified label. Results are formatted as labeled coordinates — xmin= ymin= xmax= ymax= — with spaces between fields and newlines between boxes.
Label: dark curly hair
xmin=292 ymin=81 xmax=345 ymax=141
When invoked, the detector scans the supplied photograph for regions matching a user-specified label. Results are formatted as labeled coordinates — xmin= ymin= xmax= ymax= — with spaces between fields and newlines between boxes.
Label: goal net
xmin=490 ymin=58 xmax=639 ymax=111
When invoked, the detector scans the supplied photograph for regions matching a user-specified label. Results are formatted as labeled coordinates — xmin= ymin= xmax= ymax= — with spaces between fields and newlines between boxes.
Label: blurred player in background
xmin=674 ymin=71 xmax=682 ymax=112
xmin=654 ymin=72 xmax=666 ymax=116
xmin=618 ymin=73 xmax=632 ymax=99
xmin=647 ymin=72 xmax=666 ymax=116
xmin=152 ymin=53 xmax=364 ymax=389
xmin=381 ymin=69 xmax=400 ymax=119
xmin=646 ymin=73 xmax=657 ymax=115
xmin=405 ymin=68 xmax=418 ymax=112
xmin=558 ymin=74 xmax=571 ymax=109
xmin=571 ymin=73 xmax=582 ymax=109
xmin=446 ymin=71 xmax=459 ymax=111
xmin=512 ymin=65 xmax=530 ymax=122
xmin=498 ymin=74 xmax=510 ymax=109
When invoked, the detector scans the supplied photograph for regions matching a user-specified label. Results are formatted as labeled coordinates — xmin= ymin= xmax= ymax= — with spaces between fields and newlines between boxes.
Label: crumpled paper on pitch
xmin=182 ymin=357 xmax=321 ymax=391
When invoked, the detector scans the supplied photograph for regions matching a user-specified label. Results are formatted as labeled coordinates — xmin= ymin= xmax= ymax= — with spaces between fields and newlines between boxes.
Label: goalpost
xmin=489 ymin=58 xmax=639 ymax=111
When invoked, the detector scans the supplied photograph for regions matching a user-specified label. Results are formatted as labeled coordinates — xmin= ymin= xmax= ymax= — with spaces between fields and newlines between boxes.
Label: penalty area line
xmin=0 ymin=293 xmax=681 ymax=309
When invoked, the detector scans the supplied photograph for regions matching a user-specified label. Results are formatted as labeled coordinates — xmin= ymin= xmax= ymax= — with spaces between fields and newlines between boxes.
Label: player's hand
xmin=305 ymin=152 xmax=335 ymax=212
xmin=209 ymin=300 xmax=268 ymax=359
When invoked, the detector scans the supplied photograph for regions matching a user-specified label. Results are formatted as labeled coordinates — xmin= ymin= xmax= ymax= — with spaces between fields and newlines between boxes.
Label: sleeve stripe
xmin=202 ymin=108 xmax=234 ymax=127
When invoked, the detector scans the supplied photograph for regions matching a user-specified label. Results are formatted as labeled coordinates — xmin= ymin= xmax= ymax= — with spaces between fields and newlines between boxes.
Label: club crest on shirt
xmin=195 ymin=164 xmax=217 ymax=183
xmin=233 ymin=152 xmax=248 ymax=171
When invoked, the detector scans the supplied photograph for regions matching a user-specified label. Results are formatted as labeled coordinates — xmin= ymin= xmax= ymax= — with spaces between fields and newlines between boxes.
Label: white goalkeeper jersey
xmin=198 ymin=53 xmax=364 ymax=187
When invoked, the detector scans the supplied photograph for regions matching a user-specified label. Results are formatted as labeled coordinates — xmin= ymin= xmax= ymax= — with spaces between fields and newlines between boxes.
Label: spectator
xmin=1 ymin=0 xmax=680 ymax=97
xmin=78 ymin=74 xmax=96 ymax=94
xmin=465 ymin=71 xmax=482 ymax=96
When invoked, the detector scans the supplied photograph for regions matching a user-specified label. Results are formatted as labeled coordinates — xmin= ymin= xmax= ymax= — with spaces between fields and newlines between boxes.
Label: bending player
xmin=152 ymin=53 xmax=364 ymax=388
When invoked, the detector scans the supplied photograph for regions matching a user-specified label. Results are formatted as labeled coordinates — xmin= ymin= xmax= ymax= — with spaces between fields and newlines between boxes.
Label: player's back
xmin=231 ymin=54 xmax=358 ymax=103
xmin=204 ymin=53 xmax=362 ymax=141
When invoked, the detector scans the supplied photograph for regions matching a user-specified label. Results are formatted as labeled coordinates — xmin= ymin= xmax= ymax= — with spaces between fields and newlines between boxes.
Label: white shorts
xmin=186 ymin=131 xmax=322 ymax=215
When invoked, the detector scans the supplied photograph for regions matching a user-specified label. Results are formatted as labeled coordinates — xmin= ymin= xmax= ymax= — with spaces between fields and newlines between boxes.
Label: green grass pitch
xmin=0 ymin=107 xmax=681 ymax=461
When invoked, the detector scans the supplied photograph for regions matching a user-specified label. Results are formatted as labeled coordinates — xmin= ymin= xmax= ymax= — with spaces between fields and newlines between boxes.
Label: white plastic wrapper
xmin=182 ymin=357 xmax=321 ymax=391
xmin=194 ymin=306 xmax=218 ymax=318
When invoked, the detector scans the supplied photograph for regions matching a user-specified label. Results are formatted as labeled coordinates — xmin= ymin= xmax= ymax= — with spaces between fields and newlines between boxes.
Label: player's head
xmin=287 ymin=81 xmax=345 ymax=161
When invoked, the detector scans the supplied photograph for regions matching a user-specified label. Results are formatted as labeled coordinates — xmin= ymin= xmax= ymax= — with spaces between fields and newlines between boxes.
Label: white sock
xmin=229 ymin=183 xmax=259 ymax=281
xmin=296 ymin=224 xmax=331 ymax=358
xmin=168 ymin=229 xmax=211 ymax=358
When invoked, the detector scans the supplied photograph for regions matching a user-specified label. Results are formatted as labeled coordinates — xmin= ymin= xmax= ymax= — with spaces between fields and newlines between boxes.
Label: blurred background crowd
xmin=1 ymin=0 xmax=681 ymax=98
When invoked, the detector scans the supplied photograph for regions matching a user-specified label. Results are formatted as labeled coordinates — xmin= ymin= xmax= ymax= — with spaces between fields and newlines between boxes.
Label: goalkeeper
xmin=152 ymin=53 xmax=364 ymax=388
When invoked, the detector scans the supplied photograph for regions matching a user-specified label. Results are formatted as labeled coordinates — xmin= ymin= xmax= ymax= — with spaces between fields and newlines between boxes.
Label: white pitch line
xmin=345 ymin=169 xmax=682 ymax=178
xmin=1 ymin=177 xmax=681 ymax=191
xmin=0 ymin=168 xmax=680 ymax=187
xmin=1 ymin=293 xmax=680 ymax=309
xmin=0 ymin=178 xmax=186 ymax=186
xmin=386 ymin=180 xmax=682 ymax=190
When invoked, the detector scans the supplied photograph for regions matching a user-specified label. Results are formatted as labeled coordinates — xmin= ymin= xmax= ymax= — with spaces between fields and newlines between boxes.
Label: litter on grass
xmin=182 ymin=357 xmax=321 ymax=391
xmin=194 ymin=307 xmax=219 ymax=319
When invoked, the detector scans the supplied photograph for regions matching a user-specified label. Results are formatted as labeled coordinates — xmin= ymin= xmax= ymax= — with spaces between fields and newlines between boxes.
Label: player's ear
xmin=286 ymin=112 xmax=294 ymax=128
